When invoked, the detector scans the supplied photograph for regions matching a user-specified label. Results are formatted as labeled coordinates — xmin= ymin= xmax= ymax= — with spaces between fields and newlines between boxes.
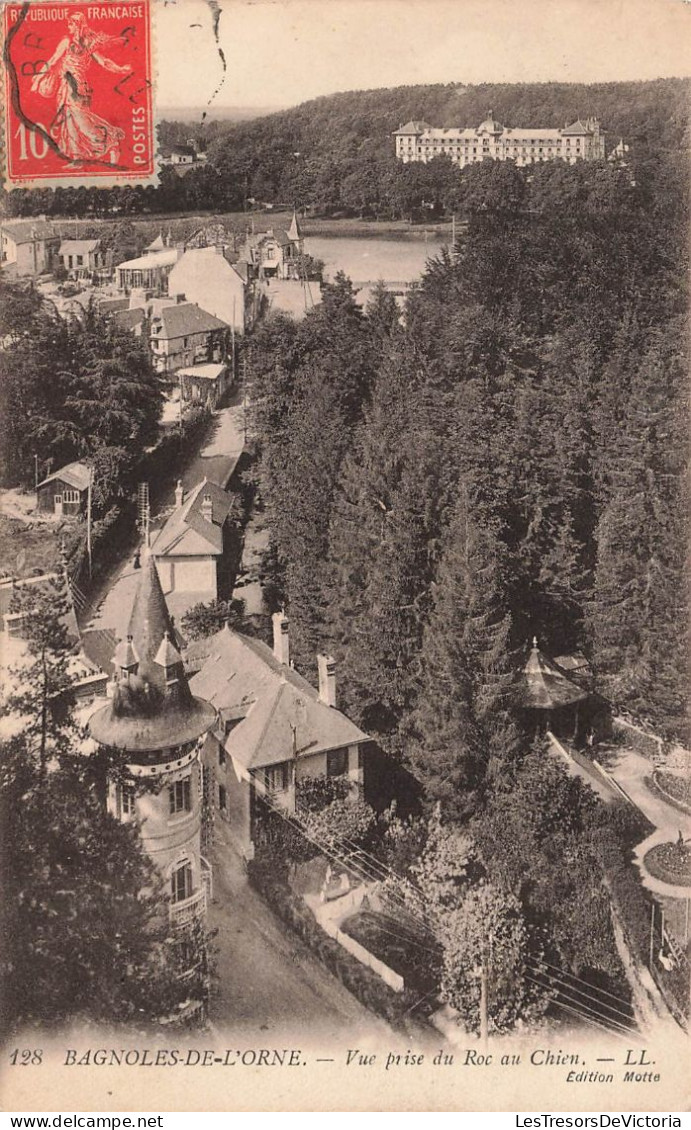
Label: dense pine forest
xmin=248 ymin=151 xmax=689 ymax=756
xmin=241 ymin=110 xmax=689 ymax=1019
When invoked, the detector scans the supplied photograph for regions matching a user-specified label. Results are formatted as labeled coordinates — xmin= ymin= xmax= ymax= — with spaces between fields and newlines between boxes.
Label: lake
xmin=304 ymin=233 xmax=448 ymax=305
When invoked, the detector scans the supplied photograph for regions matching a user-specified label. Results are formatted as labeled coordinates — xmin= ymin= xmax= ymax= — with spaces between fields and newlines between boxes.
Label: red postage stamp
xmin=3 ymin=0 xmax=154 ymax=185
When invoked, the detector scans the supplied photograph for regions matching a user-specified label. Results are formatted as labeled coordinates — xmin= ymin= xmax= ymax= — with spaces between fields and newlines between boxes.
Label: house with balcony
xmin=185 ymin=612 xmax=369 ymax=859
xmin=149 ymin=301 xmax=229 ymax=375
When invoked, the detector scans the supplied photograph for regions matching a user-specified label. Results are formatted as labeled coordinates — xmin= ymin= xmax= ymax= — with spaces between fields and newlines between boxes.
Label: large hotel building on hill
xmin=394 ymin=111 xmax=605 ymax=167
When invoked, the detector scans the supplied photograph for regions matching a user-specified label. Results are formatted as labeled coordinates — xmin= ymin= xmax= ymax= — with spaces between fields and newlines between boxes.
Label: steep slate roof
xmin=112 ymin=308 xmax=145 ymax=332
xmin=59 ymin=239 xmax=100 ymax=255
xmin=37 ymin=461 xmax=91 ymax=491
xmin=521 ymin=641 xmax=590 ymax=710
xmin=561 ymin=119 xmax=593 ymax=136
xmin=2 ymin=220 xmax=58 ymax=244
xmin=394 ymin=120 xmax=430 ymax=135
xmin=288 ymin=210 xmax=302 ymax=242
xmin=89 ymin=553 xmax=215 ymax=752
xmin=157 ymin=302 xmax=228 ymax=340
xmin=242 ymin=229 xmax=291 ymax=251
xmin=188 ymin=627 xmax=368 ymax=772
xmin=231 ymin=260 xmax=250 ymax=283
xmin=80 ymin=626 xmax=118 ymax=676
xmin=151 ymin=478 xmax=232 ymax=559
xmin=99 ymin=296 xmax=129 ymax=313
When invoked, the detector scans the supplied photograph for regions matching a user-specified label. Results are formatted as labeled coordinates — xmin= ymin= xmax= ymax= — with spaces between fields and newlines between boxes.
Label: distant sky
xmin=155 ymin=0 xmax=691 ymax=113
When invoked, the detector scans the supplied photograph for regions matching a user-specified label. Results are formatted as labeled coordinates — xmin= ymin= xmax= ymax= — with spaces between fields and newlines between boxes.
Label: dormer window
xmin=114 ymin=633 xmax=139 ymax=680
xmin=154 ymin=630 xmax=182 ymax=687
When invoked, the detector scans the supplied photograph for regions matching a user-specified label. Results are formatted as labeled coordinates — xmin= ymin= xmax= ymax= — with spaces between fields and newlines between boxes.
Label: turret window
xmin=171 ymin=861 xmax=192 ymax=903
xmin=121 ymin=783 xmax=136 ymax=817
xmin=169 ymin=776 xmax=191 ymax=815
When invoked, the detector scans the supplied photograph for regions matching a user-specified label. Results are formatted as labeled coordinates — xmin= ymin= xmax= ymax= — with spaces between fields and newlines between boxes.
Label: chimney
xmin=317 ymin=654 xmax=337 ymax=708
xmin=272 ymin=611 xmax=290 ymax=666
xmin=174 ymin=479 xmax=184 ymax=507
xmin=201 ymin=493 xmax=213 ymax=522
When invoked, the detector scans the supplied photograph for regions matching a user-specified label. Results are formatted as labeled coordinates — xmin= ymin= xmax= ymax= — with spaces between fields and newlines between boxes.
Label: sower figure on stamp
xmin=30 ymin=12 xmax=131 ymax=166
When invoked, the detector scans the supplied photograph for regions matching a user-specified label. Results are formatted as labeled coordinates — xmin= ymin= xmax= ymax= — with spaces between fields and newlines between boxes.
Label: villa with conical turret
xmin=89 ymin=553 xmax=216 ymax=929
xmin=237 ymin=210 xmax=304 ymax=280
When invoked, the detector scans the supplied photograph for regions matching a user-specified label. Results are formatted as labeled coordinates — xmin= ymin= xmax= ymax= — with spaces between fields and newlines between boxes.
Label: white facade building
xmin=394 ymin=112 xmax=605 ymax=168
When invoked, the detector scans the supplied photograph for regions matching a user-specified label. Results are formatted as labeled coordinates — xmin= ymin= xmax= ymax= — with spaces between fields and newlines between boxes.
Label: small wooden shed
xmin=36 ymin=462 xmax=90 ymax=517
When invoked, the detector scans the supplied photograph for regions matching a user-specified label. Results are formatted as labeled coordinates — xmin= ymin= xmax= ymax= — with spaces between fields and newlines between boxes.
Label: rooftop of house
xmin=187 ymin=626 xmax=368 ymax=772
xmin=155 ymin=302 xmax=228 ymax=340
xmin=151 ymin=478 xmax=232 ymax=559
xmin=116 ymin=248 xmax=181 ymax=272
xmin=231 ymin=259 xmax=250 ymax=283
xmin=147 ymin=234 xmax=167 ymax=251
xmin=177 ymin=362 xmax=227 ymax=381
xmin=169 ymin=245 xmax=247 ymax=286
xmin=59 ymin=239 xmax=101 ymax=255
xmin=241 ymin=228 xmax=293 ymax=251
xmin=111 ymin=307 xmax=146 ymax=332
xmin=80 ymin=626 xmax=118 ymax=677
xmin=521 ymin=639 xmax=590 ymax=711
xmin=89 ymin=553 xmax=215 ymax=753
xmin=37 ymin=461 xmax=91 ymax=492
xmin=1 ymin=219 xmax=59 ymax=244
xmin=99 ymin=296 xmax=130 ymax=313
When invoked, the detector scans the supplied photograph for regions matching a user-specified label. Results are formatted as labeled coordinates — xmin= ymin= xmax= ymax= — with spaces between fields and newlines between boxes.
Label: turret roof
xmin=288 ymin=210 xmax=302 ymax=242
xmin=89 ymin=554 xmax=215 ymax=753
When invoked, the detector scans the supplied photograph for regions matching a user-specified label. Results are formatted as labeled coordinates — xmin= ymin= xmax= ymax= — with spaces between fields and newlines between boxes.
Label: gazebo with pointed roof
xmin=519 ymin=638 xmax=609 ymax=746
xmin=89 ymin=553 xmax=216 ymax=754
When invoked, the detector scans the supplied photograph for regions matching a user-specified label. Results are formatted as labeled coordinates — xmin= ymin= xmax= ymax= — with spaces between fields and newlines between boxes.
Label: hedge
xmin=247 ymin=861 xmax=428 ymax=1027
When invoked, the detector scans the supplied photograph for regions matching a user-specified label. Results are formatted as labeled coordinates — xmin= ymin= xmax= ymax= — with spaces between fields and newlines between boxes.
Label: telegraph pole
xmin=479 ymin=960 xmax=488 ymax=1051
xmin=86 ymin=467 xmax=93 ymax=579
xmin=649 ymin=902 xmax=655 ymax=972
